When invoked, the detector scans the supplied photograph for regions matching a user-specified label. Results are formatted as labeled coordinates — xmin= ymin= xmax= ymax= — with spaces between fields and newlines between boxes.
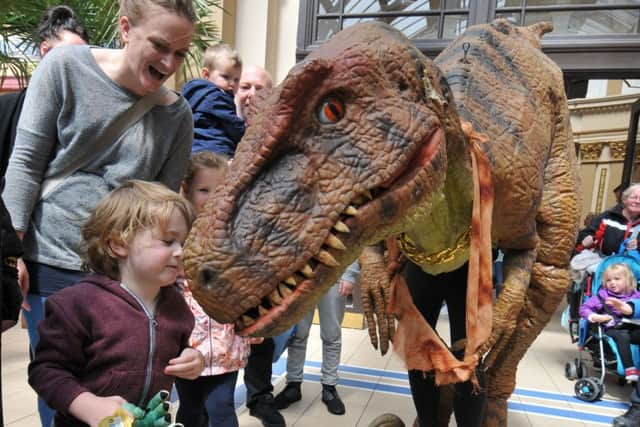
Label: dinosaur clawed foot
xmin=482 ymin=397 xmax=508 ymax=427
xmin=367 ymin=413 xmax=405 ymax=427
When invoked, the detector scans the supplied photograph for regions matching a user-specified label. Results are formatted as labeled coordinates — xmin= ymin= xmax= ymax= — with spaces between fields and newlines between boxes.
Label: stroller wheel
xmin=577 ymin=360 xmax=588 ymax=379
xmin=596 ymin=381 xmax=606 ymax=400
xmin=566 ymin=358 xmax=587 ymax=380
xmin=565 ymin=361 xmax=578 ymax=380
xmin=575 ymin=378 xmax=603 ymax=402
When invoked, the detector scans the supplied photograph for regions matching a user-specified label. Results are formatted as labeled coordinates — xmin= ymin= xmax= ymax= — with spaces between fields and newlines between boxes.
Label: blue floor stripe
xmin=302 ymin=358 xmax=628 ymax=409
xmin=508 ymin=401 xmax=614 ymax=424
xmin=303 ymin=372 xmax=619 ymax=424
xmin=233 ymin=356 xmax=627 ymax=422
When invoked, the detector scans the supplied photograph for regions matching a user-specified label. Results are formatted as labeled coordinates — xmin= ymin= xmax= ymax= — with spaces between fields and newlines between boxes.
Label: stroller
xmin=564 ymin=247 xmax=640 ymax=402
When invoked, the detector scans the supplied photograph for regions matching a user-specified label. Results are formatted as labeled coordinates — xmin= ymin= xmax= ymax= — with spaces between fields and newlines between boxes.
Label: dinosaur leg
xmin=483 ymin=261 xmax=571 ymax=426
xmin=482 ymin=102 xmax=580 ymax=426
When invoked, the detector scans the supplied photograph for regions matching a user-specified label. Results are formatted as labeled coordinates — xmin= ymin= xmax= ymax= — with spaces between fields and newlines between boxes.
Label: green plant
xmin=0 ymin=0 xmax=221 ymax=88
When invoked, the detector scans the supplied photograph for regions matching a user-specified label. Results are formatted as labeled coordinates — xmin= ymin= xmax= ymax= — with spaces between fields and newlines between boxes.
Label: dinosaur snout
xmin=197 ymin=265 xmax=219 ymax=290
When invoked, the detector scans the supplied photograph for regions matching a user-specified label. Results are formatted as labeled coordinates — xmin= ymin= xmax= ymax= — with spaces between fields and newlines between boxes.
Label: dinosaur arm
xmin=359 ymin=243 xmax=396 ymax=355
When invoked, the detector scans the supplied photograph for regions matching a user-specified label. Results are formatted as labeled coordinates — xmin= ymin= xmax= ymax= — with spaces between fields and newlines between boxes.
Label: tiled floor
xmin=2 ymin=303 xmax=633 ymax=426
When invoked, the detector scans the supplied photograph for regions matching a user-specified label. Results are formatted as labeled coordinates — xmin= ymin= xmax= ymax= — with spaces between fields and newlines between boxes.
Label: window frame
xmin=297 ymin=0 xmax=640 ymax=79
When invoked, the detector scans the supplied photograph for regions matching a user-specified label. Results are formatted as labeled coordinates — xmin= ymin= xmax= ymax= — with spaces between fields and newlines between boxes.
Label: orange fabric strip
xmin=389 ymin=122 xmax=494 ymax=384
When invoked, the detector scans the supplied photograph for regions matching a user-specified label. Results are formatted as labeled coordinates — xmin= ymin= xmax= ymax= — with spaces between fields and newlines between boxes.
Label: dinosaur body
xmin=183 ymin=19 xmax=580 ymax=426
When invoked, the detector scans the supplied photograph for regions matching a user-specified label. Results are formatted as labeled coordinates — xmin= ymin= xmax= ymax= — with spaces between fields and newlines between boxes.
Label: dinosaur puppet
xmin=183 ymin=19 xmax=580 ymax=426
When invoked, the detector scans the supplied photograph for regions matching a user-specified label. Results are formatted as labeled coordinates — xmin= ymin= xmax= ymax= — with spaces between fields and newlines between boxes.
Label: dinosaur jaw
xmin=234 ymin=126 xmax=445 ymax=337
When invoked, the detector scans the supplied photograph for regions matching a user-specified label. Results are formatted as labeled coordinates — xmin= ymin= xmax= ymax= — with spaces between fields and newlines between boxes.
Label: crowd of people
xmin=4 ymin=1 xmax=640 ymax=427
xmin=0 ymin=1 xmax=355 ymax=427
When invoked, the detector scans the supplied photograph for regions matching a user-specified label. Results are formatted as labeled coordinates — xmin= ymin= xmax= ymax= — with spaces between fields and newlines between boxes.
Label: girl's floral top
xmin=180 ymin=280 xmax=250 ymax=375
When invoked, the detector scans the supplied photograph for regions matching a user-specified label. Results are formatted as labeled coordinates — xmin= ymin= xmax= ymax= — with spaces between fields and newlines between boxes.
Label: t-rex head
xmin=182 ymin=21 xmax=466 ymax=337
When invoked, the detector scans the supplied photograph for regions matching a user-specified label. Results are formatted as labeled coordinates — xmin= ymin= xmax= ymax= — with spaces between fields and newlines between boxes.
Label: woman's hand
xmin=16 ymin=258 xmax=30 ymax=310
xmin=606 ymin=297 xmax=634 ymax=316
xmin=164 ymin=347 xmax=204 ymax=380
xmin=581 ymin=235 xmax=595 ymax=249
xmin=626 ymin=239 xmax=638 ymax=250
xmin=588 ymin=313 xmax=613 ymax=324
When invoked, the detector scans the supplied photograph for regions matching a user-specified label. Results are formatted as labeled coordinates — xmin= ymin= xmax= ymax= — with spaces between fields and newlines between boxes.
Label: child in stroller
xmin=579 ymin=262 xmax=640 ymax=381
xmin=565 ymin=251 xmax=640 ymax=402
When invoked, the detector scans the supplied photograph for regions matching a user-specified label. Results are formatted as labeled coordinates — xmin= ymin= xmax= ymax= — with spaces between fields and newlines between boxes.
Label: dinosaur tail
xmin=526 ymin=21 xmax=553 ymax=40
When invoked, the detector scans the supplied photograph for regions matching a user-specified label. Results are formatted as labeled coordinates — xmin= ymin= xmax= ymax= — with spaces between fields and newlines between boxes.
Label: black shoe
xmin=613 ymin=404 xmax=640 ymax=427
xmin=249 ymin=397 xmax=286 ymax=427
xmin=321 ymin=384 xmax=345 ymax=415
xmin=274 ymin=382 xmax=302 ymax=410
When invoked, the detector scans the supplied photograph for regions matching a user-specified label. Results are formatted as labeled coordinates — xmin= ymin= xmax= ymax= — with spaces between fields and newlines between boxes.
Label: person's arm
xmin=201 ymin=91 xmax=246 ymax=142
xmin=154 ymin=106 xmax=192 ymax=192
xmin=2 ymin=50 xmax=63 ymax=234
xmin=579 ymin=294 xmax=605 ymax=322
xmin=28 ymin=295 xmax=98 ymax=418
xmin=576 ymin=213 xmax=604 ymax=251
xmin=338 ymin=261 xmax=360 ymax=297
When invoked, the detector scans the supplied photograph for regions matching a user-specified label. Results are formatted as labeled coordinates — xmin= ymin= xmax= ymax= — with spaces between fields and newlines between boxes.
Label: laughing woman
xmin=2 ymin=1 xmax=196 ymax=425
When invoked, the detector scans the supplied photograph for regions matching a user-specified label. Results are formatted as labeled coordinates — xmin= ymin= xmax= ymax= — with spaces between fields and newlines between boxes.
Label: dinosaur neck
xmin=400 ymin=124 xmax=474 ymax=275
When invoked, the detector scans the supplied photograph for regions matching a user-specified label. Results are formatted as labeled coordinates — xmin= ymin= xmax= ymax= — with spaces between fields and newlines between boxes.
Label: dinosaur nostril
xmin=198 ymin=266 xmax=218 ymax=289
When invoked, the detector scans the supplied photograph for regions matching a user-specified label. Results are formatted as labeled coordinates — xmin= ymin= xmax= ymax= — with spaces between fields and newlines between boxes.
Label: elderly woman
xmin=577 ymin=183 xmax=640 ymax=255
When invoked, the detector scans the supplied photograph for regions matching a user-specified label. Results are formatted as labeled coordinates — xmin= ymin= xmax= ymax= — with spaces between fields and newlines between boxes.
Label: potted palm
xmin=0 ymin=0 xmax=221 ymax=89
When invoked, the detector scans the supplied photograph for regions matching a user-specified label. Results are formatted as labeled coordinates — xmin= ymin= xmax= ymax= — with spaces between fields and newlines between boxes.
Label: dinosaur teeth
xmin=300 ymin=264 xmax=314 ymax=278
xmin=344 ymin=205 xmax=358 ymax=216
xmin=352 ymin=195 xmax=367 ymax=206
xmin=325 ymin=233 xmax=346 ymax=250
xmin=258 ymin=305 xmax=269 ymax=316
xmin=269 ymin=289 xmax=283 ymax=305
xmin=284 ymin=276 xmax=297 ymax=286
xmin=333 ymin=221 xmax=350 ymax=233
xmin=241 ymin=315 xmax=255 ymax=327
xmin=316 ymin=249 xmax=339 ymax=267
xmin=363 ymin=189 xmax=373 ymax=200
xmin=278 ymin=283 xmax=293 ymax=297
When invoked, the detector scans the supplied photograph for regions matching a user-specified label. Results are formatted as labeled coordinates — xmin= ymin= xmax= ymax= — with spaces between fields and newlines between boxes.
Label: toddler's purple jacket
xmin=28 ymin=274 xmax=195 ymax=427
xmin=579 ymin=287 xmax=640 ymax=328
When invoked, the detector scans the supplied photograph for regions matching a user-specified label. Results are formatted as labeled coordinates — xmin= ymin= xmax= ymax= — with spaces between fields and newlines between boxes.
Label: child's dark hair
xmin=183 ymin=151 xmax=229 ymax=191
xmin=34 ymin=5 xmax=90 ymax=45
xmin=82 ymin=180 xmax=195 ymax=279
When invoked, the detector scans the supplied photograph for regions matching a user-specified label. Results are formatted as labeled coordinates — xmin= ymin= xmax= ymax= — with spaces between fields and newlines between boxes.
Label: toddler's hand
xmin=606 ymin=297 xmax=633 ymax=316
xmin=248 ymin=336 xmax=264 ymax=344
xmin=589 ymin=313 xmax=613 ymax=324
xmin=69 ymin=392 xmax=127 ymax=427
xmin=164 ymin=347 xmax=204 ymax=380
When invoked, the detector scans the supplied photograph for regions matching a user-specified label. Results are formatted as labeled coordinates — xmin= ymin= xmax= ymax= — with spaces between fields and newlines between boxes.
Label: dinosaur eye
xmin=317 ymin=98 xmax=345 ymax=124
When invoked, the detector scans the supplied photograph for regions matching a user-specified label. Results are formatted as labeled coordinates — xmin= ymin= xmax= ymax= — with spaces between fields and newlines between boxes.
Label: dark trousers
xmin=244 ymin=337 xmax=275 ymax=407
xmin=404 ymin=261 xmax=486 ymax=427
xmin=606 ymin=327 xmax=640 ymax=369
xmin=175 ymin=371 xmax=239 ymax=427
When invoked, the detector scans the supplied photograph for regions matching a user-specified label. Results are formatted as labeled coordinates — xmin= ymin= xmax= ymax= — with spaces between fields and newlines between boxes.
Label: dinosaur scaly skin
xmin=183 ymin=19 xmax=580 ymax=426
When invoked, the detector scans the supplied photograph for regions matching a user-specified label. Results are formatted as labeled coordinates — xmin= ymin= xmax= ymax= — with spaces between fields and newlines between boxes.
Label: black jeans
xmin=404 ymin=261 xmax=486 ymax=427
xmin=244 ymin=337 xmax=276 ymax=407
xmin=605 ymin=327 xmax=640 ymax=369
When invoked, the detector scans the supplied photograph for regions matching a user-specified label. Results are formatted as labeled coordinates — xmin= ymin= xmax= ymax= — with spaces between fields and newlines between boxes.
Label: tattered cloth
xmin=389 ymin=122 xmax=494 ymax=386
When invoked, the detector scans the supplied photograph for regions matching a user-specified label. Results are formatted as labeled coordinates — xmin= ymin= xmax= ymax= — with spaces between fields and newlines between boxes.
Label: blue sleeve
xmin=339 ymin=261 xmax=360 ymax=284
xmin=631 ymin=299 xmax=640 ymax=318
xmin=197 ymin=91 xmax=245 ymax=142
